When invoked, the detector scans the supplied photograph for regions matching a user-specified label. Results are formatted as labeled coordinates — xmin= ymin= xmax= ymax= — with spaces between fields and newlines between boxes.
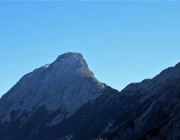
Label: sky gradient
xmin=1 ymin=1 xmax=180 ymax=97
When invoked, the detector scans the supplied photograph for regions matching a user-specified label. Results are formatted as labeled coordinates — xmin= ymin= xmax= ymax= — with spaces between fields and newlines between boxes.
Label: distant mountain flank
xmin=1 ymin=52 xmax=180 ymax=140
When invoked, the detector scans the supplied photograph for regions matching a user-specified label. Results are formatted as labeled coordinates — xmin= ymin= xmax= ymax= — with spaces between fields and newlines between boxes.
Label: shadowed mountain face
xmin=1 ymin=52 xmax=180 ymax=140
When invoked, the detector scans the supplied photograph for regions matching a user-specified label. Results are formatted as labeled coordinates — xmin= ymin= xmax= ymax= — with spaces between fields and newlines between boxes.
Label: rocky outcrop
xmin=1 ymin=52 xmax=180 ymax=140
xmin=99 ymin=63 xmax=180 ymax=140
xmin=0 ymin=52 xmax=105 ymax=139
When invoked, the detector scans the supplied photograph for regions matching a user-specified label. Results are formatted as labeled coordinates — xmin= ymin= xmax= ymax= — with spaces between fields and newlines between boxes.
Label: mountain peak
xmin=54 ymin=52 xmax=88 ymax=67
xmin=52 ymin=52 xmax=93 ymax=77
xmin=0 ymin=52 xmax=105 ymax=126
xmin=2 ymin=53 xmax=180 ymax=140
xmin=56 ymin=52 xmax=83 ymax=61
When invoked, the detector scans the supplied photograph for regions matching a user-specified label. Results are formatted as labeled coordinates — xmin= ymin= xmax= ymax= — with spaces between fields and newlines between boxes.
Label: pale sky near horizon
xmin=1 ymin=1 xmax=180 ymax=98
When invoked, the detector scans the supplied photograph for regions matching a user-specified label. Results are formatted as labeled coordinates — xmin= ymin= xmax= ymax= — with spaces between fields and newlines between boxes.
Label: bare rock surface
xmin=1 ymin=52 xmax=180 ymax=140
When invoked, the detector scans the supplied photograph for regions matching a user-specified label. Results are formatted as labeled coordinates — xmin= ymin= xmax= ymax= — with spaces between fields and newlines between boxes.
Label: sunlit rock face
xmin=0 ymin=52 xmax=105 ymax=126
xmin=1 ymin=52 xmax=180 ymax=140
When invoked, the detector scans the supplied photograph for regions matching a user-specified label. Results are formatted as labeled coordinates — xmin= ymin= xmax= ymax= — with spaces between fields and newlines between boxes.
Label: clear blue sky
xmin=1 ymin=1 xmax=180 ymax=97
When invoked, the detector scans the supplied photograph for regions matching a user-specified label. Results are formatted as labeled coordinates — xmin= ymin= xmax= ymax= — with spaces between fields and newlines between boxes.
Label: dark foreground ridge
xmin=1 ymin=52 xmax=180 ymax=140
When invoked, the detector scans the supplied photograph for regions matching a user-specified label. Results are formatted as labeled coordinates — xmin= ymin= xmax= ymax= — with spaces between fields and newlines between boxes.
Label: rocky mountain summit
xmin=1 ymin=52 xmax=180 ymax=140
